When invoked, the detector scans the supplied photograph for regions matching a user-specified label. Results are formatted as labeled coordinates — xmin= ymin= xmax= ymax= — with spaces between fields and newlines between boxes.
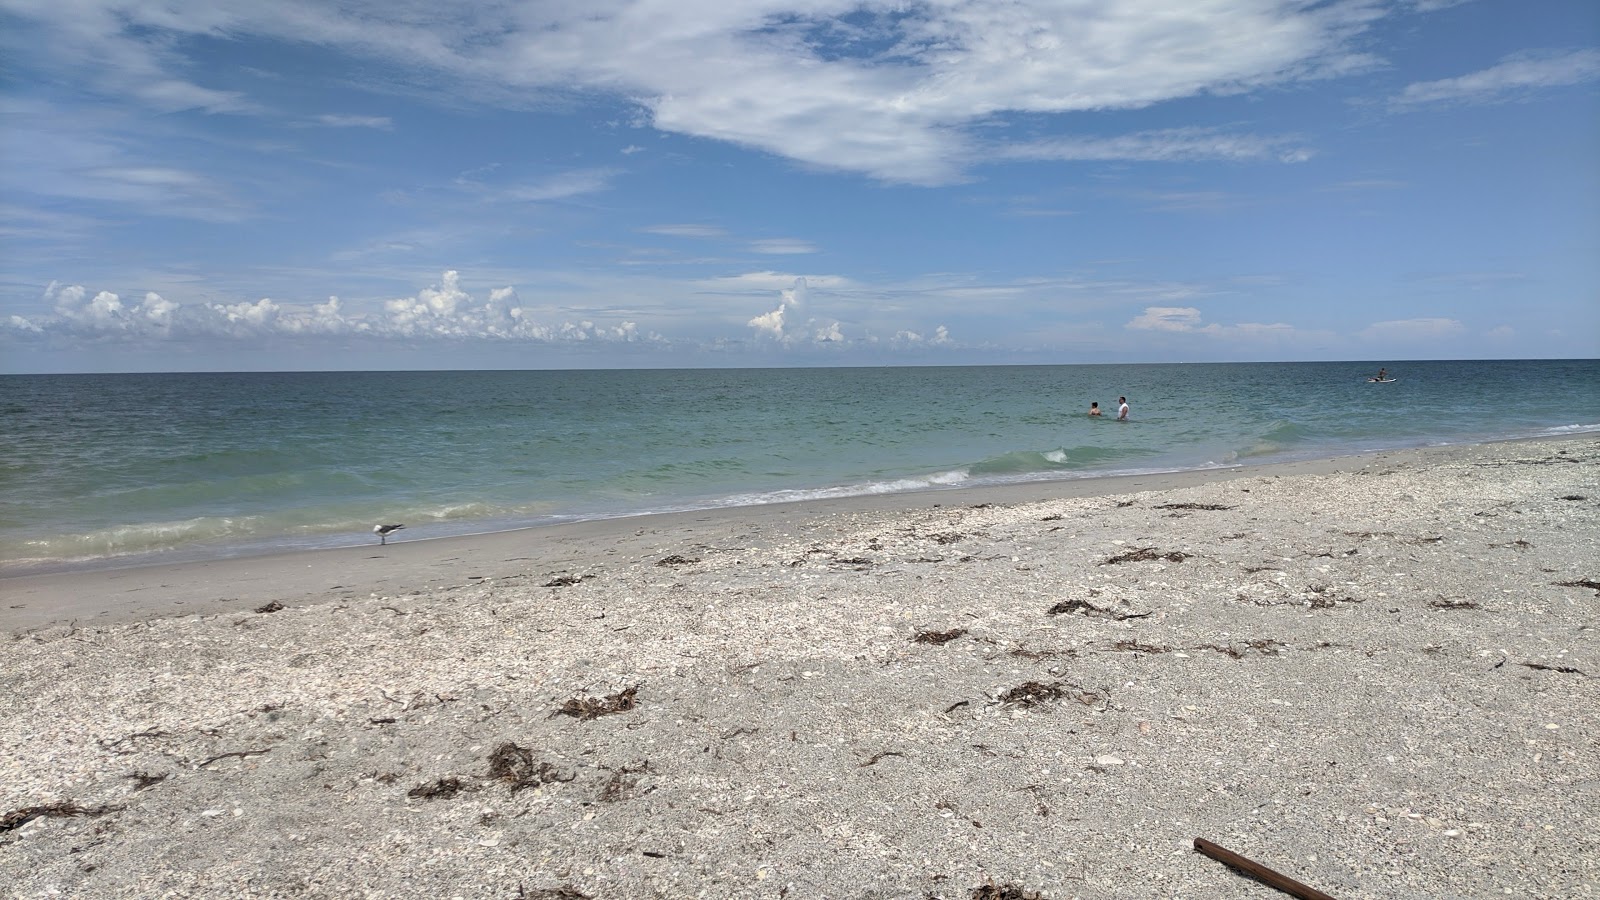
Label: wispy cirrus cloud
xmin=999 ymin=128 xmax=1313 ymax=165
xmin=313 ymin=114 xmax=393 ymax=129
xmin=1392 ymin=49 xmax=1600 ymax=108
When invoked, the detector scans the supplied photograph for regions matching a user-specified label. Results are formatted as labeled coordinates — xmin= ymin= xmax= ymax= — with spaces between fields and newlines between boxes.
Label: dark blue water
xmin=2 ymin=360 xmax=1595 ymax=573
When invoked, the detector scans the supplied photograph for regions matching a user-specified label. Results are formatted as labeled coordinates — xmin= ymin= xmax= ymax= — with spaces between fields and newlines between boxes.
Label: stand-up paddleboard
xmin=1367 ymin=378 xmax=1397 ymax=383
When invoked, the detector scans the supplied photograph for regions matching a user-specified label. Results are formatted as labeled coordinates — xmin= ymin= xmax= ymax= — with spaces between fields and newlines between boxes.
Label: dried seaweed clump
xmin=557 ymin=684 xmax=641 ymax=721
xmin=519 ymin=887 xmax=592 ymax=900
xmin=1102 ymin=547 xmax=1188 ymax=565
xmin=1001 ymin=681 xmax=1063 ymax=706
xmin=1154 ymin=502 xmax=1233 ymax=511
xmin=971 ymin=879 xmax=1047 ymax=900
xmin=913 ymin=627 xmax=967 ymax=645
xmin=1 ymin=803 xmax=121 ymax=833
xmin=255 ymin=601 xmax=285 ymax=613
xmin=655 ymin=555 xmax=699 ymax=567
xmin=406 ymin=777 xmax=468 ymax=800
xmin=487 ymin=742 xmax=574 ymax=793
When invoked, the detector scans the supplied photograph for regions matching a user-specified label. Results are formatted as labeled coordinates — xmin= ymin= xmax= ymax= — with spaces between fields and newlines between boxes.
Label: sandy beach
xmin=2 ymin=437 xmax=1596 ymax=899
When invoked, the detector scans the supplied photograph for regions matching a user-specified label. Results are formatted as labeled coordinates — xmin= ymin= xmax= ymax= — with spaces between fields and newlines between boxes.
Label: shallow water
xmin=3 ymin=360 xmax=1596 ymax=572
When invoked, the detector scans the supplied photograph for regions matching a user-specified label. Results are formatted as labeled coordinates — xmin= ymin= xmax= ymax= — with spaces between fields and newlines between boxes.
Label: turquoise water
xmin=2 ymin=360 xmax=1596 ymax=574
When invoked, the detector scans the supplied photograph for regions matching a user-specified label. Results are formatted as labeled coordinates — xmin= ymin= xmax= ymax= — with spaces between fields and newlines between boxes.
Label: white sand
xmin=2 ymin=438 xmax=1597 ymax=899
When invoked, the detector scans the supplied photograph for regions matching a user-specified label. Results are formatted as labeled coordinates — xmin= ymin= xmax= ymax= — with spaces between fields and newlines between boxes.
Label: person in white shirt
xmin=1117 ymin=397 xmax=1129 ymax=420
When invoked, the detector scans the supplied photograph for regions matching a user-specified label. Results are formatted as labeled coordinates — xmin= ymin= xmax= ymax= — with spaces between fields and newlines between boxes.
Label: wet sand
xmin=2 ymin=437 xmax=1596 ymax=898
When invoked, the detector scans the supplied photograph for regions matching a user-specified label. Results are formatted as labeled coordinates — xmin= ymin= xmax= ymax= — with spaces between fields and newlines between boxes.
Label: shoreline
xmin=0 ymin=437 xmax=1564 ymax=633
xmin=2 ymin=435 xmax=1595 ymax=898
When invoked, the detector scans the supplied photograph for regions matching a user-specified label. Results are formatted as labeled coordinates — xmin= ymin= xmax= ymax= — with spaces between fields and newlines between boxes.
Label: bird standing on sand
xmin=374 ymin=523 xmax=405 ymax=545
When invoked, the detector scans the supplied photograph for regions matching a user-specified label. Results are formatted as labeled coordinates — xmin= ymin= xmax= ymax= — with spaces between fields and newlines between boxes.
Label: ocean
xmin=3 ymin=360 xmax=1596 ymax=575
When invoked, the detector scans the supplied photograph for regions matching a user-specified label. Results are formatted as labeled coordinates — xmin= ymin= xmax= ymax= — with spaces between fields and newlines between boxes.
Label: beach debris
xmin=859 ymin=750 xmax=906 ymax=768
xmin=1558 ymin=494 xmax=1587 ymax=501
xmin=487 ymin=742 xmax=574 ymax=793
xmin=373 ymin=523 xmax=404 ymax=545
xmin=1045 ymin=598 xmax=1152 ymax=620
xmin=197 ymin=748 xmax=272 ymax=768
xmin=1193 ymin=837 xmax=1337 ymax=900
xmin=254 ymin=601 xmax=285 ymax=614
xmin=999 ymin=680 xmax=1106 ymax=710
xmin=1521 ymin=662 xmax=1588 ymax=676
xmin=556 ymin=684 xmax=640 ymax=720
xmin=1154 ymin=502 xmax=1233 ymax=511
xmin=970 ymin=879 xmax=1046 ymax=900
xmin=655 ymin=554 xmax=699 ymax=567
xmin=1001 ymin=681 xmax=1064 ymax=707
xmin=1429 ymin=597 xmax=1481 ymax=610
xmin=516 ymin=887 xmax=591 ymax=900
xmin=597 ymin=760 xmax=654 ymax=802
xmin=543 ymin=573 xmax=595 ymax=587
xmin=407 ymin=777 xmax=469 ymax=800
xmin=1 ymin=802 xmax=122 ymax=833
xmin=127 ymin=771 xmax=168 ymax=791
xmin=931 ymin=532 xmax=965 ymax=545
xmin=1490 ymin=539 xmax=1533 ymax=551
xmin=913 ymin=627 xmax=967 ymax=645
xmin=1102 ymin=547 xmax=1188 ymax=565
xmin=1554 ymin=579 xmax=1600 ymax=594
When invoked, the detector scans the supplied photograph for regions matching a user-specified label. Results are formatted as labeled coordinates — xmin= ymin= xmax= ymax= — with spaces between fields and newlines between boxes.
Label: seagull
xmin=373 ymin=523 xmax=405 ymax=545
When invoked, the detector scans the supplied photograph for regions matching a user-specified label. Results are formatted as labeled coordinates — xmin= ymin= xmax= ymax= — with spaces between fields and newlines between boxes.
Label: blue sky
xmin=2 ymin=0 xmax=1596 ymax=372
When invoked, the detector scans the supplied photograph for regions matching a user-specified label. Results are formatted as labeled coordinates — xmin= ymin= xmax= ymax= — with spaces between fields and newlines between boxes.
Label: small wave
xmin=1236 ymin=420 xmax=1317 ymax=459
xmin=715 ymin=470 xmax=973 ymax=507
xmin=970 ymin=445 xmax=1150 ymax=475
xmin=1539 ymin=423 xmax=1600 ymax=435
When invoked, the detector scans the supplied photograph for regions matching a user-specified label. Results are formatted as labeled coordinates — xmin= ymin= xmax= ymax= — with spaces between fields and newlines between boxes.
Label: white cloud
xmin=1394 ymin=49 xmax=1600 ymax=107
xmin=314 ymin=114 xmax=393 ymax=129
xmin=1001 ymin=128 xmax=1313 ymax=165
xmin=1125 ymin=305 xmax=1298 ymax=341
xmin=750 ymin=238 xmax=817 ymax=255
xmin=8 ymin=271 xmax=665 ymax=345
xmin=1358 ymin=317 xmax=1466 ymax=341
xmin=498 ymin=169 xmax=619 ymax=203
xmin=1127 ymin=307 xmax=1204 ymax=332
xmin=3 ymin=0 xmax=1392 ymax=183
xmin=643 ymin=224 xmax=727 ymax=238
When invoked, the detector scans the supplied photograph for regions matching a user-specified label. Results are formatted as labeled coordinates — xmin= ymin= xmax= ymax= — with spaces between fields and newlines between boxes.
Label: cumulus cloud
xmin=3 ymin=0 xmax=1393 ymax=183
xmin=747 ymin=277 xmax=812 ymax=343
xmin=7 ymin=272 xmax=661 ymax=345
xmin=1393 ymin=49 xmax=1600 ymax=107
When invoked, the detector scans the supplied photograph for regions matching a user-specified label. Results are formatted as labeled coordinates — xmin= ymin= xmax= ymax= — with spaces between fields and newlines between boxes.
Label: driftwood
xmin=1194 ymin=837 xmax=1337 ymax=900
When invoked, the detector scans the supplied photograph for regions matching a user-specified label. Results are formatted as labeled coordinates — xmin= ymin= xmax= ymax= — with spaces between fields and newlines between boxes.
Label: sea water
xmin=3 ymin=360 xmax=1596 ymax=574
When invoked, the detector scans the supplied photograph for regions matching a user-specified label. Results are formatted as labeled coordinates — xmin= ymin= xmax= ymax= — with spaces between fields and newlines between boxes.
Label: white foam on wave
xmin=1043 ymin=449 xmax=1069 ymax=464
xmin=714 ymin=469 xmax=972 ymax=507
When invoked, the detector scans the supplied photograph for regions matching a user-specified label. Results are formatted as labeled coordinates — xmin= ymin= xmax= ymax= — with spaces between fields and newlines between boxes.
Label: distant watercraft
xmin=1367 ymin=378 xmax=1397 ymax=383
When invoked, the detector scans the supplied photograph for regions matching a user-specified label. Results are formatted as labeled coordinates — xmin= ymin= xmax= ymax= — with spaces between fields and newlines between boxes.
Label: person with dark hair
xmin=1088 ymin=401 xmax=1102 ymax=417
xmin=1117 ymin=396 xmax=1129 ymax=420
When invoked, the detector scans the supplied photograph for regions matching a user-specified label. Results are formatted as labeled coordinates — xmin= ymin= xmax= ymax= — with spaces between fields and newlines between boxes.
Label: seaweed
xmin=1521 ymin=662 xmax=1587 ymax=676
xmin=1045 ymin=598 xmax=1151 ymax=620
xmin=127 ymin=772 xmax=167 ymax=791
xmin=970 ymin=879 xmax=1046 ymax=900
xmin=254 ymin=601 xmax=285 ymax=614
xmin=407 ymin=777 xmax=469 ymax=800
xmin=1000 ymin=681 xmax=1065 ymax=707
xmin=1430 ymin=597 xmax=1480 ymax=610
xmin=1154 ymin=503 xmax=1233 ymax=511
xmin=487 ymin=742 xmax=574 ymax=793
xmin=859 ymin=750 xmax=906 ymax=768
xmin=556 ymin=684 xmax=641 ymax=721
xmin=543 ymin=574 xmax=595 ymax=588
xmin=655 ymin=555 xmax=699 ymax=567
xmin=1 ymin=803 xmax=121 ymax=833
xmin=1102 ymin=547 xmax=1188 ymax=565
xmin=913 ymin=628 xmax=967 ymax=645
xmin=598 ymin=761 xmax=654 ymax=802
xmin=931 ymin=532 xmax=965 ymax=545
xmin=1554 ymin=579 xmax=1600 ymax=594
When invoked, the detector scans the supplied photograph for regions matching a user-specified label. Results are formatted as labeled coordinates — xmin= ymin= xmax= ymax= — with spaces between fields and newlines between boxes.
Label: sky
xmin=1 ymin=0 xmax=1597 ymax=373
